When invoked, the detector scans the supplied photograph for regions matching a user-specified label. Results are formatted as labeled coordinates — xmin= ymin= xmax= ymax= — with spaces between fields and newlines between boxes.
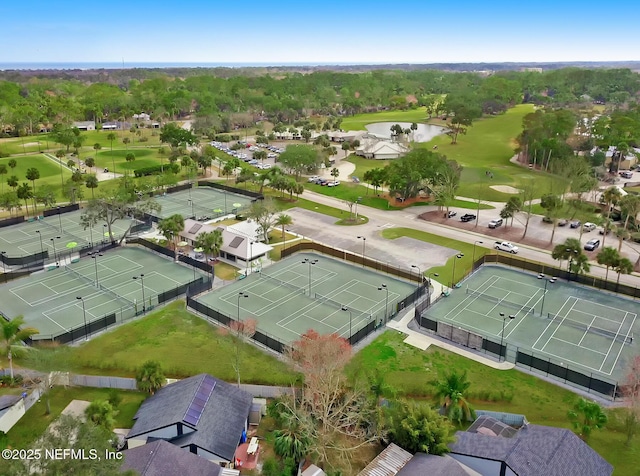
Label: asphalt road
xmin=288 ymin=189 xmax=640 ymax=288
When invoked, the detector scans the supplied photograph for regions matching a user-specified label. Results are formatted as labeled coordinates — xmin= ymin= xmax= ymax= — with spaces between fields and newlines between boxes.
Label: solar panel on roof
xmin=229 ymin=236 xmax=244 ymax=249
xmin=182 ymin=376 xmax=216 ymax=427
xmin=187 ymin=223 xmax=203 ymax=234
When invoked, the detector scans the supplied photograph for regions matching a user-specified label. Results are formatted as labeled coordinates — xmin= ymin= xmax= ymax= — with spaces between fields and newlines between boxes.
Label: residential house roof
xmin=358 ymin=443 xmax=412 ymax=476
xmin=127 ymin=374 xmax=253 ymax=462
xmin=0 ymin=395 xmax=21 ymax=411
xmin=356 ymin=137 xmax=409 ymax=158
xmin=449 ymin=416 xmax=613 ymax=476
xmin=397 ymin=454 xmax=479 ymax=476
xmin=121 ymin=439 xmax=222 ymax=476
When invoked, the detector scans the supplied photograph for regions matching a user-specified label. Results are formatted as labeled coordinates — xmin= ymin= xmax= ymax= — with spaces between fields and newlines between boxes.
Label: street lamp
xmin=57 ymin=206 xmax=63 ymax=233
xmin=499 ymin=312 xmax=516 ymax=362
xmin=76 ymin=296 xmax=88 ymax=341
xmin=411 ymin=264 xmax=422 ymax=283
xmin=188 ymin=199 xmax=195 ymax=218
xmin=132 ymin=273 xmax=146 ymax=312
xmin=341 ymin=306 xmax=353 ymax=344
xmin=428 ymin=272 xmax=439 ymax=288
xmin=50 ymin=236 xmax=61 ymax=265
xmin=451 ymin=254 xmax=464 ymax=288
xmin=302 ymin=258 xmax=318 ymax=295
xmin=537 ymin=274 xmax=557 ymax=317
xmin=0 ymin=251 xmax=6 ymax=283
xmin=472 ymin=240 xmax=483 ymax=268
xmin=35 ymin=230 xmax=44 ymax=257
xmin=354 ymin=196 xmax=362 ymax=222
xmin=103 ymin=224 xmax=108 ymax=244
xmin=237 ymin=292 xmax=248 ymax=320
xmin=378 ymin=284 xmax=389 ymax=325
xmin=90 ymin=252 xmax=103 ymax=286
xmin=356 ymin=236 xmax=366 ymax=267
xmin=249 ymin=241 xmax=256 ymax=274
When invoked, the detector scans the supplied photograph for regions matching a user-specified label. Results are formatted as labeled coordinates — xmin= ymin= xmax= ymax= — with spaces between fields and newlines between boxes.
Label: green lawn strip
xmin=272 ymin=194 xmax=366 ymax=222
xmin=94 ymin=148 xmax=162 ymax=172
xmin=0 ymin=135 xmax=52 ymax=155
xmin=347 ymin=331 xmax=636 ymax=475
xmin=449 ymin=198 xmax=494 ymax=210
xmin=345 ymin=155 xmax=391 ymax=176
xmin=381 ymin=227 xmax=489 ymax=285
xmin=5 ymin=386 xmax=146 ymax=449
xmin=341 ymin=108 xmax=429 ymax=131
xmin=26 ymin=301 xmax=297 ymax=386
xmin=0 ymin=154 xmax=74 ymax=201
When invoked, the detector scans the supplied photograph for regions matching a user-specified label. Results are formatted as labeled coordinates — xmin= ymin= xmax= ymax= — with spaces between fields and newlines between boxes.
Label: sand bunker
xmin=490 ymin=185 xmax=521 ymax=194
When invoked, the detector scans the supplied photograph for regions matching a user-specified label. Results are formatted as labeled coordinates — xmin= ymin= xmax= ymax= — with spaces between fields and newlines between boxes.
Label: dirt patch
xmin=23 ymin=142 xmax=41 ymax=147
xmin=490 ymin=185 xmax=521 ymax=194
xmin=417 ymin=211 xmax=556 ymax=250
xmin=377 ymin=193 xmax=432 ymax=208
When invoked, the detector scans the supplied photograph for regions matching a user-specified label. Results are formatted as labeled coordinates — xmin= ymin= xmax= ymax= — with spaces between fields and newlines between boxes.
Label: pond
xmin=365 ymin=122 xmax=446 ymax=142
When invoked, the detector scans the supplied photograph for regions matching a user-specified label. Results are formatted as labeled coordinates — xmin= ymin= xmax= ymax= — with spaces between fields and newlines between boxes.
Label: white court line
xmin=568 ymin=306 xmax=631 ymax=325
xmin=532 ymin=296 xmax=576 ymax=350
xmin=540 ymin=298 xmax=578 ymax=352
xmin=577 ymin=314 xmax=598 ymax=347
xmin=606 ymin=312 xmax=637 ymax=375
xmin=599 ymin=312 xmax=628 ymax=373
xmin=505 ymin=288 xmax=545 ymax=339
xmin=444 ymin=275 xmax=501 ymax=321
xmin=548 ymin=335 xmax=608 ymax=356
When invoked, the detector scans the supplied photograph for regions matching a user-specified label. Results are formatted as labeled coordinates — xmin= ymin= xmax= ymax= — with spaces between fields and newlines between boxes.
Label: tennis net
xmin=99 ymin=283 xmax=136 ymax=308
xmin=65 ymin=265 xmax=94 ymax=288
xmin=466 ymin=288 xmax=535 ymax=314
xmin=547 ymin=313 xmax=633 ymax=344
xmin=261 ymin=273 xmax=306 ymax=294
xmin=314 ymin=292 xmax=369 ymax=320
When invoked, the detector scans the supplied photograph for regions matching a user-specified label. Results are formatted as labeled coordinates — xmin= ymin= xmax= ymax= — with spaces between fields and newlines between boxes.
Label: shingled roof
xmin=450 ymin=417 xmax=612 ymax=476
xmin=121 ymin=440 xmax=222 ymax=476
xmin=128 ymin=374 xmax=253 ymax=461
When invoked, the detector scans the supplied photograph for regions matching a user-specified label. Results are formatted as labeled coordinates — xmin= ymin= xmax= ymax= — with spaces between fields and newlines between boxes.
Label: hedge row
xmin=134 ymin=163 xmax=180 ymax=177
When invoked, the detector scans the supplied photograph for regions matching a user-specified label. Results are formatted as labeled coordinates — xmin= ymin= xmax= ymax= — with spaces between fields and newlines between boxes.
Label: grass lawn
xmin=214 ymin=261 xmax=240 ymax=280
xmin=381 ymin=227 xmax=491 ymax=285
xmin=5 ymin=386 xmax=147 ymax=449
xmin=0 ymin=135 xmax=54 ymax=155
xmin=345 ymin=155 xmax=390 ymax=177
xmin=341 ymin=107 xmax=429 ymax=131
xmin=0 ymin=154 xmax=73 ymax=199
xmin=272 ymin=194 xmax=368 ymax=222
xmin=94 ymin=148 xmax=162 ymax=172
xmin=26 ymin=301 xmax=298 ymax=386
xmin=347 ymin=331 xmax=637 ymax=475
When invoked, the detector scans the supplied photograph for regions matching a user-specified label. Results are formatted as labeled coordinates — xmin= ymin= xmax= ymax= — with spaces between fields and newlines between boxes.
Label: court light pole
xmin=103 ymin=224 xmax=108 ymax=244
xmin=50 ymin=236 xmax=61 ymax=265
xmin=90 ymin=252 xmax=103 ymax=287
xmin=356 ymin=236 xmax=366 ymax=267
xmin=237 ymin=292 xmax=248 ymax=321
xmin=428 ymin=272 xmax=439 ymax=288
xmin=57 ymin=206 xmax=63 ymax=233
xmin=132 ymin=273 xmax=146 ymax=312
xmin=188 ymin=199 xmax=194 ymax=218
xmin=378 ymin=284 xmax=389 ymax=325
xmin=35 ymin=230 xmax=44 ymax=257
xmin=499 ymin=312 xmax=516 ymax=362
xmin=472 ymin=240 xmax=483 ymax=269
xmin=341 ymin=306 xmax=353 ymax=344
xmin=451 ymin=254 xmax=464 ymax=288
xmin=566 ymin=248 xmax=578 ymax=281
xmin=249 ymin=241 xmax=256 ymax=274
xmin=0 ymin=251 xmax=6 ymax=283
xmin=354 ymin=196 xmax=362 ymax=222
xmin=302 ymin=258 xmax=318 ymax=296
xmin=411 ymin=264 xmax=422 ymax=283
xmin=537 ymin=274 xmax=557 ymax=317
xmin=76 ymin=296 xmax=88 ymax=341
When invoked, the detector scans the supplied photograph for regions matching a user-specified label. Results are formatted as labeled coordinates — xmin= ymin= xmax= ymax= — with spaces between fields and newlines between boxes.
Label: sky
xmin=1 ymin=0 xmax=639 ymax=65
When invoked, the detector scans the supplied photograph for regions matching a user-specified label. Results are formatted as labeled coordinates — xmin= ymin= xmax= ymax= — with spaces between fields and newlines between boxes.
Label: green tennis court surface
xmin=427 ymin=265 xmax=639 ymax=381
xmin=0 ymin=247 xmax=209 ymax=340
xmin=151 ymin=187 xmax=253 ymax=220
xmin=194 ymin=252 xmax=417 ymax=344
xmin=0 ymin=209 xmax=133 ymax=259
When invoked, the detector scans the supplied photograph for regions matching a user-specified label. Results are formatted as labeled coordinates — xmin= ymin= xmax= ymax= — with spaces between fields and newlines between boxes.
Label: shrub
xmin=133 ymin=163 xmax=180 ymax=177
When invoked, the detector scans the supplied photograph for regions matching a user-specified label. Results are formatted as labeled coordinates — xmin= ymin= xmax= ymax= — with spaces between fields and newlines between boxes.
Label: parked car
xmin=446 ymin=210 xmax=457 ymax=218
xmin=570 ymin=220 xmax=581 ymax=229
xmin=583 ymin=222 xmax=596 ymax=232
xmin=599 ymin=228 xmax=611 ymax=235
xmin=584 ymin=238 xmax=601 ymax=251
xmin=558 ymin=219 xmax=568 ymax=227
xmin=619 ymin=171 xmax=633 ymax=179
xmin=460 ymin=214 xmax=477 ymax=222
xmin=488 ymin=218 xmax=504 ymax=229
xmin=494 ymin=241 xmax=519 ymax=253
xmin=308 ymin=175 xmax=320 ymax=182
xmin=327 ymin=180 xmax=340 ymax=187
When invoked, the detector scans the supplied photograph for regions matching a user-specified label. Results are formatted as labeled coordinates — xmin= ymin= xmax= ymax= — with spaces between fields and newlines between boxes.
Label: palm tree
xmin=194 ymin=229 xmax=224 ymax=266
xmin=614 ymin=257 xmax=634 ymax=288
xmin=25 ymin=167 xmax=40 ymax=210
xmin=16 ymin=183 xmax=33 ymax=216
xmin=596 ymin=247 xmax=620 ymax=282
xmin=7 ymin=175 xmax=18 ymax=191
xmin=0 ymin=164 xmax=6 ymax=193
xmin=106 ymin=132 xmax=117 ymax=174
xmin=568 ymin=398 xmax=607 ymax=442
xmin=85 ymin=174 xmax=99 ymax=198
xmin=330 ymin=167 xmax=340 ymax=184
xmin=157 ymin=214 xmax=185 ymax=252
xmin=93 ymin=143 xmax=101 ymax=165
xmin=614 ymin=225 xmax=630 ymax=252
xmin=135 ymin=360 xmax=165 ymax=395
xmin=273 ymin=414 xmax=310 ymax=464
xmin=275 ymin=213 xmax=293 ymax=240
xmin=7 ymin=158 xmax=16 ymax=172
xmin=601 ymin=186 xmax=622 ymax=247
xmin=84 ymin=400 xmax=117 ymax=431
xmin=1 ymin=315 xmax=39 ymax=381
xmin=431 ymin=370 xmax=475 ymax=425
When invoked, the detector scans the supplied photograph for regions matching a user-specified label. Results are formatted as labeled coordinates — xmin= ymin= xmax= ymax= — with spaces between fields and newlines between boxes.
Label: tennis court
xmin=151 ymin=187 xmax=253 ymax=220
xmin=0 ymin=209 xmax=133 ymax=260
xmin=194 ymin=252 xmax=417 ymax=344
xmin=426 ymin=265 xmax=639 ymax=381
xmin=0 ymin=247 xmax=209 ymax=340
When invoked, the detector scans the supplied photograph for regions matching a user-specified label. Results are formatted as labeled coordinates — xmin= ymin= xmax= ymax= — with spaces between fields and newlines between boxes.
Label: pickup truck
xmin=494 ymin=241 xmax=519 ymax=254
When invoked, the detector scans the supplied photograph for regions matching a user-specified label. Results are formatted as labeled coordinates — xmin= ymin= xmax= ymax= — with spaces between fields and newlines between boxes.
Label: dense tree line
xmin=1 ymin=68 xmax=638 ymax=137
